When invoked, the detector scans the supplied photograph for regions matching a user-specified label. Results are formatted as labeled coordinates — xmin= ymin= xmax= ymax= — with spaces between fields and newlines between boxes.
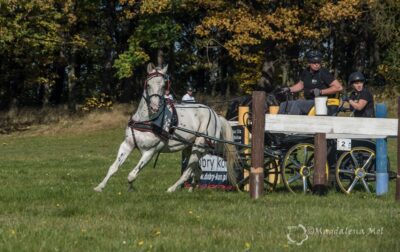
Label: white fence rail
xmin=228 ymin=115 xmax=398 ymax=139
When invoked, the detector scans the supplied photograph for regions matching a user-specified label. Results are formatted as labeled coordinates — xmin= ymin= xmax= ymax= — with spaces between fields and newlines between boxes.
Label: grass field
xmin=1 ymin=117 xmax=399 ymax=251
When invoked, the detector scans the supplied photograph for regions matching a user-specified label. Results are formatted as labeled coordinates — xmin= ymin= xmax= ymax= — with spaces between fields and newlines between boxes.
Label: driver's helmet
xmin=306 ymin=50 xmax=323 ymax=63
xmin=348 ymin=71 xmax=365 ymax=84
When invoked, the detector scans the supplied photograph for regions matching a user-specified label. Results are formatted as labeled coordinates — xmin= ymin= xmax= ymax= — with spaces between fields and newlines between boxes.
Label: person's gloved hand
xmin=279 ymin=87 xmax=290 ymax=94
xmin=310 ymin=88 xmax=321 ymax=97
xmin=341 ymin=93 xmax=349 ymax=102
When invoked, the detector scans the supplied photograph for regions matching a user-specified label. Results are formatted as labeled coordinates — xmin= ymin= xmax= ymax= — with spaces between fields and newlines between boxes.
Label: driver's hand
xmin=278 ymin=87 xmax=290 ymax=94
xmin=310 ymin=88 xmax=321 ymax=97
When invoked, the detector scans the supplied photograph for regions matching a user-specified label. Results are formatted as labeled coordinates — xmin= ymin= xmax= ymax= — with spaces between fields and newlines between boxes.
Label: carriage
xmin=232 ymin=124 xmax=383 ymax=194
xmin=225 ymin=93 xmax=396 ymax=195
xmin=94 ymin=63 xmax=395 ymax=195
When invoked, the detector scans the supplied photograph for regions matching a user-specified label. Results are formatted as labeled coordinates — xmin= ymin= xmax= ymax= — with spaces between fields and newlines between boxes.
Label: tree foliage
xmin=0 ymin=0 xmax=398 ymax=111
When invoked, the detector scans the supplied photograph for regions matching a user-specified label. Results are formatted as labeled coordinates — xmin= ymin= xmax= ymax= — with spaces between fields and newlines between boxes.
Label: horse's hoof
xmin=188 ymin=187 xmax=194 ymax=193
xmin=93 ymin=186 xmax=103 ymax=192
xmin=166 ymin=187 xmax=175 ymax=193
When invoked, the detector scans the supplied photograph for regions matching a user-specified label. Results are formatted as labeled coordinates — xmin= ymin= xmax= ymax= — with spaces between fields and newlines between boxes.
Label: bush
xmin=82 ymin=93 xmax=113 ymax=112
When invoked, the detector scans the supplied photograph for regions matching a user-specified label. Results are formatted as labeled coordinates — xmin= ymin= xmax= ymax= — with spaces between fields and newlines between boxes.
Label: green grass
xmin=0 ymin=128 xmax=399 ymax=252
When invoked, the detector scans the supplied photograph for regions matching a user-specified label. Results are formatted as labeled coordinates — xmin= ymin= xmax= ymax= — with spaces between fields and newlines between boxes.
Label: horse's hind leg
xmin=167 ymin=146 xmax=204 ymax=193
xmin=94 ymin=138 xmax=134 ymax=192
xmin=167 ymin=165 xmax=193 ymax=193
xmin=189 ymin=164 xmax=203 ymax=192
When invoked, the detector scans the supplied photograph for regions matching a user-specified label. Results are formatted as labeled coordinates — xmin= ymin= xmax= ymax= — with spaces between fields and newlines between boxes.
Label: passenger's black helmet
xmin=348 ymin=72 xmax=365 ymax=84
xmin=306 ymin=50 xmax=323 ymax=63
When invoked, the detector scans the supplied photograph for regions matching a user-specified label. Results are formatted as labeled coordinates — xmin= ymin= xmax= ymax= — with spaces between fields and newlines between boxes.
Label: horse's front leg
xmin=94 ymin=136 xmax=134 ymax=192
xmin=127 ymin=149 xmax=157 ymax=191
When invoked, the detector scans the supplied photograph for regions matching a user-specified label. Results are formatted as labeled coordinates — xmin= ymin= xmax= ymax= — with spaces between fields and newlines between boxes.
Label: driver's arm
xmin=320 ymin=80 xmax=343 ymax=95
xmin=288 ymin=81 xmax=304 ymax=93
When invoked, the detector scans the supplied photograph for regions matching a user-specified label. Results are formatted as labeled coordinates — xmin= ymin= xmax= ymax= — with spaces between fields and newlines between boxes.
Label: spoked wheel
xmin=335 ymin=147 xmax=376 ymax=194
xmin=234 ymin=150 xmax=251 ymax=191
xmin=281 ymin=143 xmax=328 ymax=194
xmin=235 ymin=156 xmax=279 ymax=192
xmin=264 ymin=158 xmax=279 ymax=192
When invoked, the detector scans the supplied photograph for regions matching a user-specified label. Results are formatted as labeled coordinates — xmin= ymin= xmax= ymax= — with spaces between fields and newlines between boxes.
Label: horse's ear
xmin=160 ymin=64 xmax=168 ymax=75
xmin=147 ymin=62 xmax=156 ymax=74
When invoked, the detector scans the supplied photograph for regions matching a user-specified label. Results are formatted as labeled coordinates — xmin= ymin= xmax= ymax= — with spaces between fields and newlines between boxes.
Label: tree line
xmin=0 ymin=0 xmax=399 ymax=112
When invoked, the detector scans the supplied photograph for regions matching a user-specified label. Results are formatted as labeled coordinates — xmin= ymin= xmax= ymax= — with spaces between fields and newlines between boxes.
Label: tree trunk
xmin=210 ymin=60 xmax=219 ymax=96
xmin=52 ymin=63 xmax=67 ymax=105
xmin=104 ymin=0 xmax=117 ymax=99
xmin=8 ymin=72 xmax=23 ymax=112
xmin=67 ymin=50 xmax=77 ymax=113
xmin=221 ymin=59 xmax=230 ymax=97
xmin=371 ymin=39 xmax=381 ymax=67
xmin=41 ymin=83 xmax=50 ymax=107
xmin=157 ymin=49 xmax=164 ymax=68
xmin=281 ymin=62 xmax=289 ymax=86
xmin=168 ymin=43 xmax=177 ymax=94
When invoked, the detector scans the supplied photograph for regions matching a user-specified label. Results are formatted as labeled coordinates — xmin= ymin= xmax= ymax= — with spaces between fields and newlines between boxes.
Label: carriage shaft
xmin=171 ymin=126 xmax=279 ymax=158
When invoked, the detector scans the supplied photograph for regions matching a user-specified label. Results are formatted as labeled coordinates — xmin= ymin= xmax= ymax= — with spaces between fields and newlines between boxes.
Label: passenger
xmin=182 ymin=87 xmax=195 ymax=103
xmin=278 ymin=50 xmax=343 ymax=115
xmin=164 ymin=89 xmax=174 ymax=101
xmin=344 ymin=72 xmax=375 ymax=117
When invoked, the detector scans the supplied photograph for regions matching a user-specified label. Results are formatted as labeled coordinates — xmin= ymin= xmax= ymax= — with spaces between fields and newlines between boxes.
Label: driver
xmin=278 ymin=50 xmax=343 ymax=115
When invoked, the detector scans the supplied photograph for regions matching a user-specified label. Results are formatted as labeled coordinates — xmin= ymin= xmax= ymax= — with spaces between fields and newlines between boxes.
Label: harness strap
xmin=127 ymin=98 xmax=179 ymax=140
xmin=128 ymin=119 xmax=170 ymax=141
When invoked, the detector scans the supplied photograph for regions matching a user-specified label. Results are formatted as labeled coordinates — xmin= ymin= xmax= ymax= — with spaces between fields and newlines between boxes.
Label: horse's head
xmin=144 ymin=63 xmax=169 ymax=114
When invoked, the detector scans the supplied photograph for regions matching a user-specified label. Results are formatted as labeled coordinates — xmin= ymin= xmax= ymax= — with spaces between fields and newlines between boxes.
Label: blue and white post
xmin=375 ymin=103 xmax=389 ymax=196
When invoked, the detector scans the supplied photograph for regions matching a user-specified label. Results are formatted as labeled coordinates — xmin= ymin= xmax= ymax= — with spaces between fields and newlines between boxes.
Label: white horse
xmin=94 ymin=63 xmax=237 ymax=192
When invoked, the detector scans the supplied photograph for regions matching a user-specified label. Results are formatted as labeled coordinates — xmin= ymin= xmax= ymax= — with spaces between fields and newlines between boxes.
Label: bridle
xmin=143 ymin=71 xmax=170 ymax=120
xmin=143 ymin=71 xmax=171 ymax=91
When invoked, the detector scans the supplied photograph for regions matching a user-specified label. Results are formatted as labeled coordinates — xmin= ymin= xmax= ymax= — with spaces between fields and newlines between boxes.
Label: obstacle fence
xmin=249 ymin=92 xmax=399 ymax=200
xmin=180 ymin=92 xmax=399 ymax=201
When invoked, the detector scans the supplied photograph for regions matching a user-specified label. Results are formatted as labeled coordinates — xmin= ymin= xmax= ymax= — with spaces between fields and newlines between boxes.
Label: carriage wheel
xmin=335 ymin=147 xmax=375 ymax=194
xmin=264 ymin=158 xmax=279 ymax=192
xmin=234 ymin=151 xmax=250 ymax=191
xmin=235 ymin=156 xmax=279 ymax=192
xmin=281 ymin=143 xmax=328 ymax=194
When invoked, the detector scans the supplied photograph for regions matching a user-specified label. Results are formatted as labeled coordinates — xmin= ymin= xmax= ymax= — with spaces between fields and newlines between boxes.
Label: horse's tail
xmin=218 ymin=116 xmax=240 ymax=188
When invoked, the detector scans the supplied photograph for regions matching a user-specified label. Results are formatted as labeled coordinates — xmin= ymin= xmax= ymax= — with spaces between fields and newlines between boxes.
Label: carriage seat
xmin=265 ymin=132 xmax=313 ymax=149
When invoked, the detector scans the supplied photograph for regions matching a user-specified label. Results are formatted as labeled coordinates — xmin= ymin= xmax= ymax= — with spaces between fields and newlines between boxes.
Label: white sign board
xmin=337 ymin=138 xmax=352 ymax=151
xmin=199 ymin=154 xmax=227 ymax=172
xmin=198 ymin=154 xmax=229 ymax=187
